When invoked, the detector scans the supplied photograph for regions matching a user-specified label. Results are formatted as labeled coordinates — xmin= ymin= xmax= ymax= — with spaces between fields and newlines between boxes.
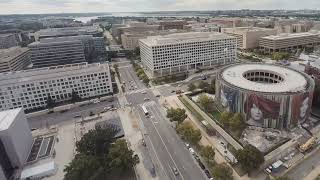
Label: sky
xmin=0 ymin=0 xmax=319 ymax=14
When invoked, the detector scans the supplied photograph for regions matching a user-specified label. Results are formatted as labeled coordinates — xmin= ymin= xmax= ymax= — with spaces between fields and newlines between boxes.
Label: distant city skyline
xmin=0 ymin=0 xmax=319 ymax=15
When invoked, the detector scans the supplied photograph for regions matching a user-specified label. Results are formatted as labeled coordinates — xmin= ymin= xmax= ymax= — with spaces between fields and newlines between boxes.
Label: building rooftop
xmin=39 ymin=35 xmax=94 ymax=43
xmin=140 ymin=32 xmax=235 ymax=46
xmin=0 ymin=108 xmax=22 ymax=131
xmin=0 ymin=62 xmax=109 ymax=86
xmin=221 ymin=64 xmax=309 ymax=93
xmin=261 ymin=31 xmax=320 ymax=40
xmin=36 ymin=26 xmax=100 ymax=37
xmin=223 ymin=27 xmax=276 ymax=33
xmin=0 ymin=33 xmax=14 ymax=38
xmin=0 ymin=47 xmax=29 ymax=63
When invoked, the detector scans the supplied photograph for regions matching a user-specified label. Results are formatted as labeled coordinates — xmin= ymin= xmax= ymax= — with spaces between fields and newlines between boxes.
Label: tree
xmin=220 ymin=111 xmax=233 ymax=127
xmin=198 ymin=94 xmax=215 ymax=113
xmin=229 ymin=113 xmax=246 ymax=131
xmin=46 ymin=94 xmax=55 ymax=109
xmin=235 ymin=144 xmax=264 ymax=173
xmin=211 ymin=163 xmax=233 ymax=180
xmin=76 ymin=126 xmax=119 ymax=156
xmin=107 ymin=139 xmax=138 ymax=172
xmin=71 ymin=90 xmax=81 ymax=103
xmin=198 ymin=81 xmax=210 ymax=90
xmin=176 ymin=122 xmax=202 ymax=145
xmin=188 ymin=83 xmax=197 ymax=91
xmin=200 ymin=145 xmax=215 ymax=166
xmin=206 ymin=79 xmax=216 ymax=94
xmin=137 ymin=69 xmax=145 ymax=76
xmin=166 ymin=108 xmax=187 ymax=124
xmin=142 ymin=76 xmax=150 ymax=84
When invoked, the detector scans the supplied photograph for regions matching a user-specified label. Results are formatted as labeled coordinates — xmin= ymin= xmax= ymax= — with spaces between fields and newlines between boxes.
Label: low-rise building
xmin=222 ymin=27 xmax=277 ymax=49
xmin=0 ymin=34 xmax=19 ymax=49
xmin=0 ymin=63 xmax=113 ymax=111
xmin=158 ymin=20 xmax=187 ymax=30
xmin=259 ymin=31 xmax=320 ymax=53
xmin=139 ymin=32 xmax=237 ymax=78
xmin=0 ymin=47 xmax=30 ymax=73
xmin=0 ymin=108 xmax=33 ymax=180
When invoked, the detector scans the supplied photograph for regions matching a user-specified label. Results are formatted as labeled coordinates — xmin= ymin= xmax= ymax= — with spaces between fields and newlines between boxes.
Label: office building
xmin=0 ymin=47 xmax=30 ymax=73
xmin=28 ymin=38 xmax=86 ymax=68
xmin=139 ymin=32 xmax=237 ymax=77
xmin=33 ymin=26 xmax=103 ymax=41
xmin=0 ymin=108 xmax=33 ymax=180
xmin=0 ymin=63 xmax=113 ymax=111
xmin=0 ymin=34 xmax=19 ymax=49
xmin=222 ymin=27 xmax=277 ymax=49
xmin=259 ymin=31 xmax=320 ymax=53
xmin=158 ymin=20 xmax=187 ymax=30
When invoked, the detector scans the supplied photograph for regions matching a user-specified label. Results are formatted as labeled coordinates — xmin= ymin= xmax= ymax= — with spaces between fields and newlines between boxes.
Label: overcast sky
xmin=0 ymin=0 xmax=319 ymax=14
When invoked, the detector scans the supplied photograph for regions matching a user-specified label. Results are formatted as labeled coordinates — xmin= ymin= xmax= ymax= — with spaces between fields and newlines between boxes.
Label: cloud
xmin=0 ymin=0 xmax=319 ymax=14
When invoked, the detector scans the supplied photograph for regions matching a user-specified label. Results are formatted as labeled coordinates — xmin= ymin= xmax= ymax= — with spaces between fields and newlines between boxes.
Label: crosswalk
xmin=125 ymin=88 xmax=148 ymax=95
xmin=141 ymin=101 xmax=156 ymax=107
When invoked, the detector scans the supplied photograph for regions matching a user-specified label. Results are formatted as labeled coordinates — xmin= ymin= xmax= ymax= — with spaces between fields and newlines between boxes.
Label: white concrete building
xmin=139 ymin=32 xmax=237 ymax=77
xmin=0 ymin=108 xmax=33 ymax=180
xmin=0 ymin=47 xmax=30 ymax=73
xmin=0 ymin=63 xmax=113 ymax=111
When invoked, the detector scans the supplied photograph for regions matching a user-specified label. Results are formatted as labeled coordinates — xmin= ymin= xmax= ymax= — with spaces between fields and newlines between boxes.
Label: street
xmin=116 ymin=61 xmax=207 ymax=180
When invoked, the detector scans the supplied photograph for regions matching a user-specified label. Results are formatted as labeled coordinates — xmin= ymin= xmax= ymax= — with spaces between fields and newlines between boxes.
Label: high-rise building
xmin=221 ymin=27 xmax=277 ymax=49
xmin=0 ymin=63 xmax=113 ymax=111
xmin=0 ymin=34 xmax=19 ymax=49
xmin=28 ymin=38 xmax=86 ymax=68
xmin=259 ymin=31 xmax=320 ymax=53
xmin=139 ymin=32 xmax=237 ymax=77
xmin=0 ymin=108 xmax=33 ymax=180
xmin=0 ymin=47 xmax=30 ymax=73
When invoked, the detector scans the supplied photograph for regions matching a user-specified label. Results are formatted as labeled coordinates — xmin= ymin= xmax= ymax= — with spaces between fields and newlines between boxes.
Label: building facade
xmin=259 ymin=31 xmax=320 ymax=53
xmin=139 ymin=32 xmax=237 ymax=78
xmin=222 ymin=27 xmax=277 ymax=49
xmin=28 ymin=39 xmax=86 ymax=68
xmin=0 ymin=34 xmax=19 ymax=49
xmin=0 ymin=108 xmax=33 ymax=180
xmin=0 ymin=47 xmax=30 ymax=73
xmin=216 ymin=63 xmax=314 ymax=130
xmin=0 ymin=63 xmax=112 ymax=111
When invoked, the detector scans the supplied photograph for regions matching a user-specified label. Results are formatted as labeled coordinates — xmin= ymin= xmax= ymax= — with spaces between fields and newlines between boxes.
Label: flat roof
xmin=223 ymin=27 xmax=276 ymax=33
xmin=0 ymin=47 xmax=29 ymax=63
xmin=261 ymin=31 xmax=320 ymax=40
xmin=140 ymin=32 xmax=234 ymax=46
xmin=0 ymin=108 xmax=22 ymax=131
xmin=221 ymin=64 xmax=308 ymax=93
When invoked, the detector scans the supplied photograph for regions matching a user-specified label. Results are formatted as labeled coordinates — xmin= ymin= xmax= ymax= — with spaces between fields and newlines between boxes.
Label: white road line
xmin=148 ymin=105 xmax=186 ymax=180
xmin=136 ymin=108 xmax=170 ymax=180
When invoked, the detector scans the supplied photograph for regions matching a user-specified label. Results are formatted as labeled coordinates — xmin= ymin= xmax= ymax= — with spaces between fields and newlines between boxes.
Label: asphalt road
xmin=27 ymin=99 xmax=119 ymax=129
xmin=286 ymin=147 xmax=320 ymax=180
xmin=117 ymin=63 xmax=207 ymax=180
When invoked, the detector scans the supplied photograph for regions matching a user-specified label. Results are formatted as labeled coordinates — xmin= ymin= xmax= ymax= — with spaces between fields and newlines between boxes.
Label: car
xmin=185 ymin=143 xmax=190 ymax=148
xmin=141 ymin=91 xmax=147 ymax=94
xmin=155 ymin=94 xmax=161 ymax=97
xmin=204 ymin=169 xmax=212 ymax=178
xmin=104 ymin=106 xmax=112 ymax=111
xmin=31 ymin=128 xmax=38 ymax=131
xmin=142 ymin=139 xmax=146 ymax=146
xmin=188 ymin=147 xmax=195 ymax=155
xmin=144 ymin=98 xmax=150 ymax=101
xmin=171 ymin=90 xmax=176 ymax=93
xmin=198 ymin=160 xmax=205 ymax=170
xmin=172 ymin=167 xmax=179 ymax=176
xmin=73 ymin=115 xmax=81 ymax=118
xmin=134 ymin=154 xmax=140 ymax=163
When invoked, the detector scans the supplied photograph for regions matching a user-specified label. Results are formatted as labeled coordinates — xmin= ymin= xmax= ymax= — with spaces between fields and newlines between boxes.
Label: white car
xmin=188 ymin=148 xmax=195 ymax=155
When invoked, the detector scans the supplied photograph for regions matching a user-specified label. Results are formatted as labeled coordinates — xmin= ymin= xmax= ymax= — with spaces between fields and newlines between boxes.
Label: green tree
xmin=235 ymin=145 xmax=264 ymax=173
xmin=137 ymin=69 xmax=145 ymax=76
xmin=107 ymin=139 xmax=139 ymax=172
xmin=188 ymin=83 xmax=197 ymax=92
xmin=71 ymin=90 xmax=81 ymax=103
xmin=198 ymin=81 xmax=210 ymax=90
xmin=200 ymin=145 xmax=215 ymax=166
xmin=220 ymin=111 xmax=233 ymax=127
xmin=176 ymin=122 xmax=202 ymax=145
xmin=229 ymin=113 xmax=246 ymax=131
xmin=211 ymin=163 xmax=233 ymax=180
xmin=166 ymin=108 xmax=187 ymax=124
xmin=198 ymin=94 xmax=214 ymax=113
xmin=76 ymin=126 xmax=119 ymax=156
xmin=142 ymin=76 xmax=150 ymax=84
xmin=46 ymin=94 xmax=55 ymax=109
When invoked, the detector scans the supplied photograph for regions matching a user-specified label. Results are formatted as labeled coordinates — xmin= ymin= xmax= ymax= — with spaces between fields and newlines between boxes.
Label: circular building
xmin=216 ymin=63 xmax=315 ymax=129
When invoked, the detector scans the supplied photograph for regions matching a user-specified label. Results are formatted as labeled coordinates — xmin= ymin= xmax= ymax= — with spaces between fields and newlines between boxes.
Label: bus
xmin=142 ymin=105 xmax=149 ymax=116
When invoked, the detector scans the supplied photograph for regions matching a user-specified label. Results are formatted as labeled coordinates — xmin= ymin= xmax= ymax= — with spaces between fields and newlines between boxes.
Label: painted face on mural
xmin=250 ymin=104 xmax=263 ymax=121
xmin=300 ymin=96 xmax=309 ymax=120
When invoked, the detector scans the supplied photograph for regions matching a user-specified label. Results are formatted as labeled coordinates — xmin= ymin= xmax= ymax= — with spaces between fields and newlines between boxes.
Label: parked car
xmin=172 ymin=167 xmax=179 ymax=176
xmin=204 ymin=169 xmax=212 ymax=178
